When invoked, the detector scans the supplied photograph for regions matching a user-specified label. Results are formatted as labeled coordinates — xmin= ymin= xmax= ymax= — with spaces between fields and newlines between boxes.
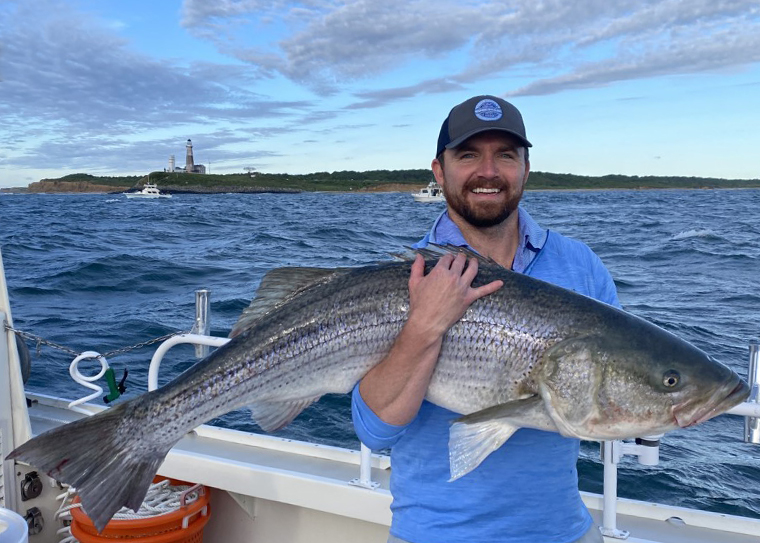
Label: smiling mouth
xmin=471 ymin=188 xmax=501 ymax=194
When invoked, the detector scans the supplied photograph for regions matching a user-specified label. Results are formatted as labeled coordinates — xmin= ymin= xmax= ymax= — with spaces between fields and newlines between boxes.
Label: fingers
xmin=412 ymin=251 xmax=502 ymax=293
xmin=447 ymin=253 xmax=467 ymax=274
xmin=409 ymin=254 xmax=425 ymax=284
xmin=461 ymin=255 xmax=479 ymax=282
xmin=472 ymin=279 xmax=504 ymax=299
xmin=406 ymin=251 xmax=502 ymax=336
xmin=412 ymin=251 xmax=502 ymax=302
xmin=459 ymin=257 xmax=502 ymax=301
xmin=421 ymin=253 xmax=484 ymax=285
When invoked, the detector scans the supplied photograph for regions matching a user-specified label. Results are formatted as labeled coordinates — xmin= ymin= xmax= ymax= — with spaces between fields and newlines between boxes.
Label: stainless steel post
xmin=600 ymin=440 xmax=630 ymax=539
xmin=193 ymin=289 xmax=211 ymax=358
xmin=745 ymin=341 xmax=760 ymax=444
xmin=601 ymin=440 xmax=618 ymax=535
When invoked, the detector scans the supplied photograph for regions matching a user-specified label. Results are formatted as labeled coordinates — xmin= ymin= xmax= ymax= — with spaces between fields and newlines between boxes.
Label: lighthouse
xmin=185 ymin=139 xmax=195 ymax=173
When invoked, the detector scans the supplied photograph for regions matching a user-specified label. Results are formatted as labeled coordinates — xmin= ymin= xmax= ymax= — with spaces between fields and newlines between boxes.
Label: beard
xmin=442 ymin=178 xmax=524 ymax=228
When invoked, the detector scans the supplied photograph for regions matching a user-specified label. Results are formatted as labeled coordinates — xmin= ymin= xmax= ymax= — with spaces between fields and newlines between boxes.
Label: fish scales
xmin=8 ymin=256 xmax=748 ymax=533
xmin=105 ymin=259 xmax=592 ymax=444
xmin=134 ymin=262 xmax=414 ymax=446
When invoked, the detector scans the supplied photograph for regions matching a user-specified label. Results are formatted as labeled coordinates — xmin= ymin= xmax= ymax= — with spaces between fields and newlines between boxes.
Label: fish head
xmin=537 ymin=325 xmax=749 ymax=441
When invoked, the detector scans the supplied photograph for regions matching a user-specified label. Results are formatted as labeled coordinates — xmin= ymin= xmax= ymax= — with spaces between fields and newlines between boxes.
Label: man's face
xmin=432 ymin=131 xmax=530 ymax=228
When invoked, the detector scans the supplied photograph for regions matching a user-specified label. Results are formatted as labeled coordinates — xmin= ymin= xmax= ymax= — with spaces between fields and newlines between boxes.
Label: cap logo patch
xmin=473 ymin=99 xmax=503 ymax=121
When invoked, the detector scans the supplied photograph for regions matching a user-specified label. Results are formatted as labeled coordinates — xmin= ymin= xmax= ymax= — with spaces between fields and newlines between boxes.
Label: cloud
xmin=0 ymin=0 xmax=327 ymax=176
xmin=182 ymin=0 xmax=493 ymax=94
xmin=0 ymin=6 xmax=307 ymax=134
xmin=347 ymin=77 xmax=467 ymax=109
xmin=180 ymin=0 xmax=760 ymax=100
xmin=509 ymin=18 xmax=760 ymax=96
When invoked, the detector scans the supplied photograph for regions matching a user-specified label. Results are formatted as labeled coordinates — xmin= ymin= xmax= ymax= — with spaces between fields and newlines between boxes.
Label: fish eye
xmin=662 ymin=370 xmax=680 ymax=388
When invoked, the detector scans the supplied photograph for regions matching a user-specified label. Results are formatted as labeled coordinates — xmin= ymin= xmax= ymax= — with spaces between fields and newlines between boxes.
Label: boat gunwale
xmin=19 ymin=392 xmax=760 ymax=538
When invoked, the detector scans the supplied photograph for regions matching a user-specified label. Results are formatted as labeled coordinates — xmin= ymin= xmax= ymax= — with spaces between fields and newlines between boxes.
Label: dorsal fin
xmin=230 ymin=267 xmax=344 ymax=337
xmin=390 ymin=243 xmax=501 ymax=267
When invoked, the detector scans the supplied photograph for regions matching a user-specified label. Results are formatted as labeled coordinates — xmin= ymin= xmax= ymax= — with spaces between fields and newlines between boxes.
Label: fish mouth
xmin=674 ymin=380 xmax=750 ymax=427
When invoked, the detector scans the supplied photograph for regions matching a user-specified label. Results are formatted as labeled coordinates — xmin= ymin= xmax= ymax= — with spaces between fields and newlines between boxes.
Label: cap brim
xmin=446 ymin=127 xmax=532 ymax=150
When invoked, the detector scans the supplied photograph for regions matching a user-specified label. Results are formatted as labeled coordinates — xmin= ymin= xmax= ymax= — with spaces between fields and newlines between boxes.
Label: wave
xmin=669 ymin=228 xmax=721 ymax=241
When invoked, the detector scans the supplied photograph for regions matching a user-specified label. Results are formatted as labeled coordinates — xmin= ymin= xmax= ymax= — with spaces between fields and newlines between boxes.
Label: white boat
xmin=1 ymin=247 xmax=759 ymax=543
xmin=124 ymin=183 xmax=172 ymax=199
xmin=412 ymin=181 xmax=445 ymax=203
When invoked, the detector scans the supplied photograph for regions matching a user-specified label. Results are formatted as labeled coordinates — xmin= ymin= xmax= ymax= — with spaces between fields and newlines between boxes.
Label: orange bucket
xmin=70 ymin=477 xmax=210 ymax=542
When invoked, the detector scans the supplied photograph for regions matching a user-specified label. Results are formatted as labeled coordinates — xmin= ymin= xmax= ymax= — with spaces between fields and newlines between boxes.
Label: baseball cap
xmin=436 ymin=95 xmax=532 ymax=157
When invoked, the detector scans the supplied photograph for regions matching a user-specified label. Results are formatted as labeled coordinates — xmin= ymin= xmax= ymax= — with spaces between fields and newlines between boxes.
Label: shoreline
xmin=3 ymin=184 xmax=760 ymax=195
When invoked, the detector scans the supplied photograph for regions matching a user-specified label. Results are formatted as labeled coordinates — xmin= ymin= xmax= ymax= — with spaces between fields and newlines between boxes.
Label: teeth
xmin=471 ymin=188 xmax=500 ymax=193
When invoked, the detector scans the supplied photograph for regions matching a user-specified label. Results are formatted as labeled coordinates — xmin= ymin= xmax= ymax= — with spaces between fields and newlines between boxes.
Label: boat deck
xmin=22 ymin=393 xmax=760 ymax=543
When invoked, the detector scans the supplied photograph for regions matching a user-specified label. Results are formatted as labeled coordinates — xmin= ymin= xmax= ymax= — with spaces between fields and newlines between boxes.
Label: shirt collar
xmin=428 ymin=207 xmax=547 ymax=272
xmin=518 ymin=206 xmax=547 ymax=252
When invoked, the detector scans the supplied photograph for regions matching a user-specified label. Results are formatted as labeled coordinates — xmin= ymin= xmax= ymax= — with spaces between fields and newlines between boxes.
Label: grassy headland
xmin=12 ymin=170 xmax=760 ymax=194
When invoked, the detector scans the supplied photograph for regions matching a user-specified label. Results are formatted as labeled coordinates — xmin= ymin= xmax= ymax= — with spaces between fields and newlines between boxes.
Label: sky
xmin=0 ymin=0 xmax=759 ymax=188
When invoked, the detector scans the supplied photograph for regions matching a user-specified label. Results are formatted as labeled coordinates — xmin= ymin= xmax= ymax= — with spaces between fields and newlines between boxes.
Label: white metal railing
xmin=147 ymin=334 xmax=229 ymax=391
xmin=744 ymin=342 xmax=760 ymax=443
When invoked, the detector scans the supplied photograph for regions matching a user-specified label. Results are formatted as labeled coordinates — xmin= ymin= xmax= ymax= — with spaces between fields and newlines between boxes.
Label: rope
xmin=54 ymin=480 xmax=201 ymax=541
xmin=111 ymin=479 xmax=200 ymax=520
xmin=53 ymin=485 xmax=79 ymax=543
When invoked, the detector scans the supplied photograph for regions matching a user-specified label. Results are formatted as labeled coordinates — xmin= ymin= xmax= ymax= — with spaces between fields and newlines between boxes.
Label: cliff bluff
xmin=27 ymin=180 xmax=132 ymax=193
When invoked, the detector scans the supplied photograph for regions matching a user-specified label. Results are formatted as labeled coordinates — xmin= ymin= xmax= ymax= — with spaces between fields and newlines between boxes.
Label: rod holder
xmin=745 ymin=341 xmax=760 ymax=444
xmin=349 ymin=444 xmax=379 ymax=490
xmin=192 ymin=289 xmax=211 ymax=358
xmin=600 ymin=434 xmax=662 ymax=539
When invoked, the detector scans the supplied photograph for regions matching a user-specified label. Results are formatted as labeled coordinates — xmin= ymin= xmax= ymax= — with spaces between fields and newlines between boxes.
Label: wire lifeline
xmin=3 ymin=321 xmax=189 ymax=359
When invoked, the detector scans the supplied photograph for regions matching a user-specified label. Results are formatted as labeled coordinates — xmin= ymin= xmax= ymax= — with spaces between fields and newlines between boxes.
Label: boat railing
xmin=744 ymin=341 xmax=760 ymax=443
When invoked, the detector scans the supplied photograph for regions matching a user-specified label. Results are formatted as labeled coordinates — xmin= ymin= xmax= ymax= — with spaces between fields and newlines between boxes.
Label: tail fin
xmin=8 ymin=401 xmax=172 ymax=533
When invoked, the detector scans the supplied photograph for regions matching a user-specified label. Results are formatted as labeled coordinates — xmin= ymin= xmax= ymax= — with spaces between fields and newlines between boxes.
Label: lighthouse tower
xmin=185 ymin=139 xmax=195 ymax=173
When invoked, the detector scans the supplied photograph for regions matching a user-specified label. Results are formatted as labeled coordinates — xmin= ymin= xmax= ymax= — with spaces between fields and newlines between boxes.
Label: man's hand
xmin=357 ymin=252 xmax=502 ymax=426
xmin=407 ymin=252 xmax=503 ymax=336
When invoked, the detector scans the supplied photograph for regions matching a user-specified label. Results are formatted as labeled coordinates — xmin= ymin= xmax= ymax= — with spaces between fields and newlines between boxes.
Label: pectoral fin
xmin=448 ymin=396 xmax=558 ymax=481
xmin=248 ymin=396 xmax=322 ymax=432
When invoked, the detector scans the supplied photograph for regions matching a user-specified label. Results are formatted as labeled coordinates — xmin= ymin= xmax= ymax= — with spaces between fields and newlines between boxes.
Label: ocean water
xmin=1 ymin=189 xmax=759 ymax=518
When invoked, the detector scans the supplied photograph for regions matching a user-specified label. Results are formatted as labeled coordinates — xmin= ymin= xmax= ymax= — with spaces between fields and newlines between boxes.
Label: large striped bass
xmin=9 ymin=249 xmax=749 ymax=532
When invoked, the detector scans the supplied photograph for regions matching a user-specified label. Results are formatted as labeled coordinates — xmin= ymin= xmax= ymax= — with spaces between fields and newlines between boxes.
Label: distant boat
xmin=124 ymin=183 xmax=172 ymax=199
xmin=412 ymin=181 xmax=445 ymax=203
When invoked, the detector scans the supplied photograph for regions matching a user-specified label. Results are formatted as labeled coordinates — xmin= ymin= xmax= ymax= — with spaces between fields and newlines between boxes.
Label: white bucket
xmin=0 ymin=508 xmax=28 ymax=543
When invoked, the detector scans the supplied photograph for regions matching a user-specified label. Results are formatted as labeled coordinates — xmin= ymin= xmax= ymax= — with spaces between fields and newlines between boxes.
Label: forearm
xmin=359 ymin=318 xmax=444 ymax=426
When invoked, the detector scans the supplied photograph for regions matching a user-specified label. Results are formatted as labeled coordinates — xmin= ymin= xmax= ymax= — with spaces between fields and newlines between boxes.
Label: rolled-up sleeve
xmin=351 ymin=383 xmax=410 ymax=451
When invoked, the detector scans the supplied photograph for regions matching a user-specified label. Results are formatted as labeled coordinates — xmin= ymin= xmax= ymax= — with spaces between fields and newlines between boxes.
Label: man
xmin=352 ymin=95 xmax=619 ymax=543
